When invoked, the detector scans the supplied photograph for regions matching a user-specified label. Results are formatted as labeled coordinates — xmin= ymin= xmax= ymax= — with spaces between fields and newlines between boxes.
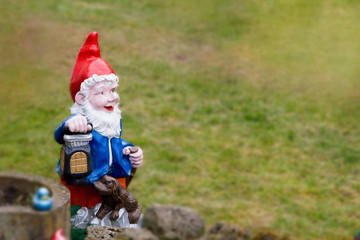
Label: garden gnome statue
xmin=54 ymin=32 xmax=143 ymax=210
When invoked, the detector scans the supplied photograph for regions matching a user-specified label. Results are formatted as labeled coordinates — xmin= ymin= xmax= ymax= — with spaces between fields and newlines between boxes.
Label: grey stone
xmin=122 ymin=228 xmax=159 ymax=240
xmin=85 ymin=226 xmax=158 ymax=240
xmin=143 ymin=205 xmax=205 ymax=240
xmin=201 ymin=222 xmax=250 ymax=240
xmin=85 ymin=226 xmax=128 ymax=240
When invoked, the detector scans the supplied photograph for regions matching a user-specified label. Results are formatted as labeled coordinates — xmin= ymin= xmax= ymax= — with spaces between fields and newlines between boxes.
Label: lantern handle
xmin=63 ymin=122 xmax=93 ymax=135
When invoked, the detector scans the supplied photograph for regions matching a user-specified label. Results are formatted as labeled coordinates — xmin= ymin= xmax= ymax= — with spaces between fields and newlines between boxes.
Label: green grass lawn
xmin=0 ymin=0 xmax=359 ymax=239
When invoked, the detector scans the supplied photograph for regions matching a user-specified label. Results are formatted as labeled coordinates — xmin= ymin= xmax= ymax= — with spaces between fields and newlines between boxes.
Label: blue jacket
xmin=54 ymin=116 xmax=133 ymax=184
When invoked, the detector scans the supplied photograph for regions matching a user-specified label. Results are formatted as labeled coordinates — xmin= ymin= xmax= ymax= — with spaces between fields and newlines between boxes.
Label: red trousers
xmin=60 ymin=177 xmax=127 ymax=208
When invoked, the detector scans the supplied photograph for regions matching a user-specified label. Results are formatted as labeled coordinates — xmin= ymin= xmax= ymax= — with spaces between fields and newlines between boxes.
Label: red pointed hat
xmin=70 ymin=32 xmax=115 ymax=102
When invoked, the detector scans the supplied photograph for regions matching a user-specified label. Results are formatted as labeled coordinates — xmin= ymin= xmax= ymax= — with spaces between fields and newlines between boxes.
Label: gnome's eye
xmin=111 ymin=88 xmax=116 ymax=93
xmin=98 ymin=92 xmax=104 ymax=95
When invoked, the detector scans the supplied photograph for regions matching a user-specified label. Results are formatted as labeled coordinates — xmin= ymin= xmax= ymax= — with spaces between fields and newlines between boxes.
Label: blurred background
xmin=0 ymin=0 xmax=359 ymax=239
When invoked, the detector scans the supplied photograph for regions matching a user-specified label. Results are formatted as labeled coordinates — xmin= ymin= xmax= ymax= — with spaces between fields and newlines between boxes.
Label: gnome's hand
xmin=65 ymin=115 xmax=92 ymax=133
xmin=123 ymin=147 xmax=143 ymax=168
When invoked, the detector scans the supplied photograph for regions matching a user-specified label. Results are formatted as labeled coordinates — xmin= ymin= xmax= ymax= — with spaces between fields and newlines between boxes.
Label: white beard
xmin=70 ymin=101 xmax=122 ymax=139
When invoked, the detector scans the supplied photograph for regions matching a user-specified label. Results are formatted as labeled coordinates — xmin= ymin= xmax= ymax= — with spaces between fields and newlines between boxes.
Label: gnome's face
xmin=72 ymin=77 xmax=122 ymax=139
xmin=87 ymin=81 xmax=119 ymax=112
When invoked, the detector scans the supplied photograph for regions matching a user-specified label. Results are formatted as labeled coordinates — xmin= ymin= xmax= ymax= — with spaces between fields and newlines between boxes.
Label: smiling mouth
xmin=104 ymin=106 xmax=114 ymax=112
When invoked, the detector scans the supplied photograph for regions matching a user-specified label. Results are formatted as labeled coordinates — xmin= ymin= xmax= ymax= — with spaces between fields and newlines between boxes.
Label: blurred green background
xmin=0 ymin=0 xmax=359 ymax=239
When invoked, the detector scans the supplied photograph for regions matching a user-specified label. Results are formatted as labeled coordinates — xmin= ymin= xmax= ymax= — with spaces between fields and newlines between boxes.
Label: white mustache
xmin=70 ymin=101 xmax=122 ymax=138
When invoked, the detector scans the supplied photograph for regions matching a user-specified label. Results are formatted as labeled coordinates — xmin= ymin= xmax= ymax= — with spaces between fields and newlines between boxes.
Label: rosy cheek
xmin=89 ymin=96 xmax=104 ymax=109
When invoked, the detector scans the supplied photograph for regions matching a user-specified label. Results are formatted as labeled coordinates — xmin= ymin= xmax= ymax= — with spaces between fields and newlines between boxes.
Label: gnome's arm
xmin=54 ymin=115 xmax=75 ymax=144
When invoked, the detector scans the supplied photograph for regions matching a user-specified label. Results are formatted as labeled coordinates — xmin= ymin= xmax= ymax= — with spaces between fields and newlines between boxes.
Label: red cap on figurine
xmin=70 ymin=32 xmax=115 ymax=102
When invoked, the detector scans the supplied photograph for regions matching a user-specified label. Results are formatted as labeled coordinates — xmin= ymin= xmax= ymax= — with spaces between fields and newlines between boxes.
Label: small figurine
xmin=52 ymin=229 xmax=67 ymax=240
xmin=33 ymin=187 xmax=53 ymax=211
xmin=93 ymin=174 xmax=141 ymax=223
xmin=54 ymin=32 xmax=143 ymax=210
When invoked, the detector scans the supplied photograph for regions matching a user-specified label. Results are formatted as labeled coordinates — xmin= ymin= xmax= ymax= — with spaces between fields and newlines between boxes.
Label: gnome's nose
xmin=108 ymin=93 xmax=119 ymax=103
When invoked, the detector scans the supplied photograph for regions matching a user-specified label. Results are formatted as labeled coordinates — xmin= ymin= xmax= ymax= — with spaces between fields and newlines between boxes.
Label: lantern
xmin=59 ymin=126 xmax=93 ymax=185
